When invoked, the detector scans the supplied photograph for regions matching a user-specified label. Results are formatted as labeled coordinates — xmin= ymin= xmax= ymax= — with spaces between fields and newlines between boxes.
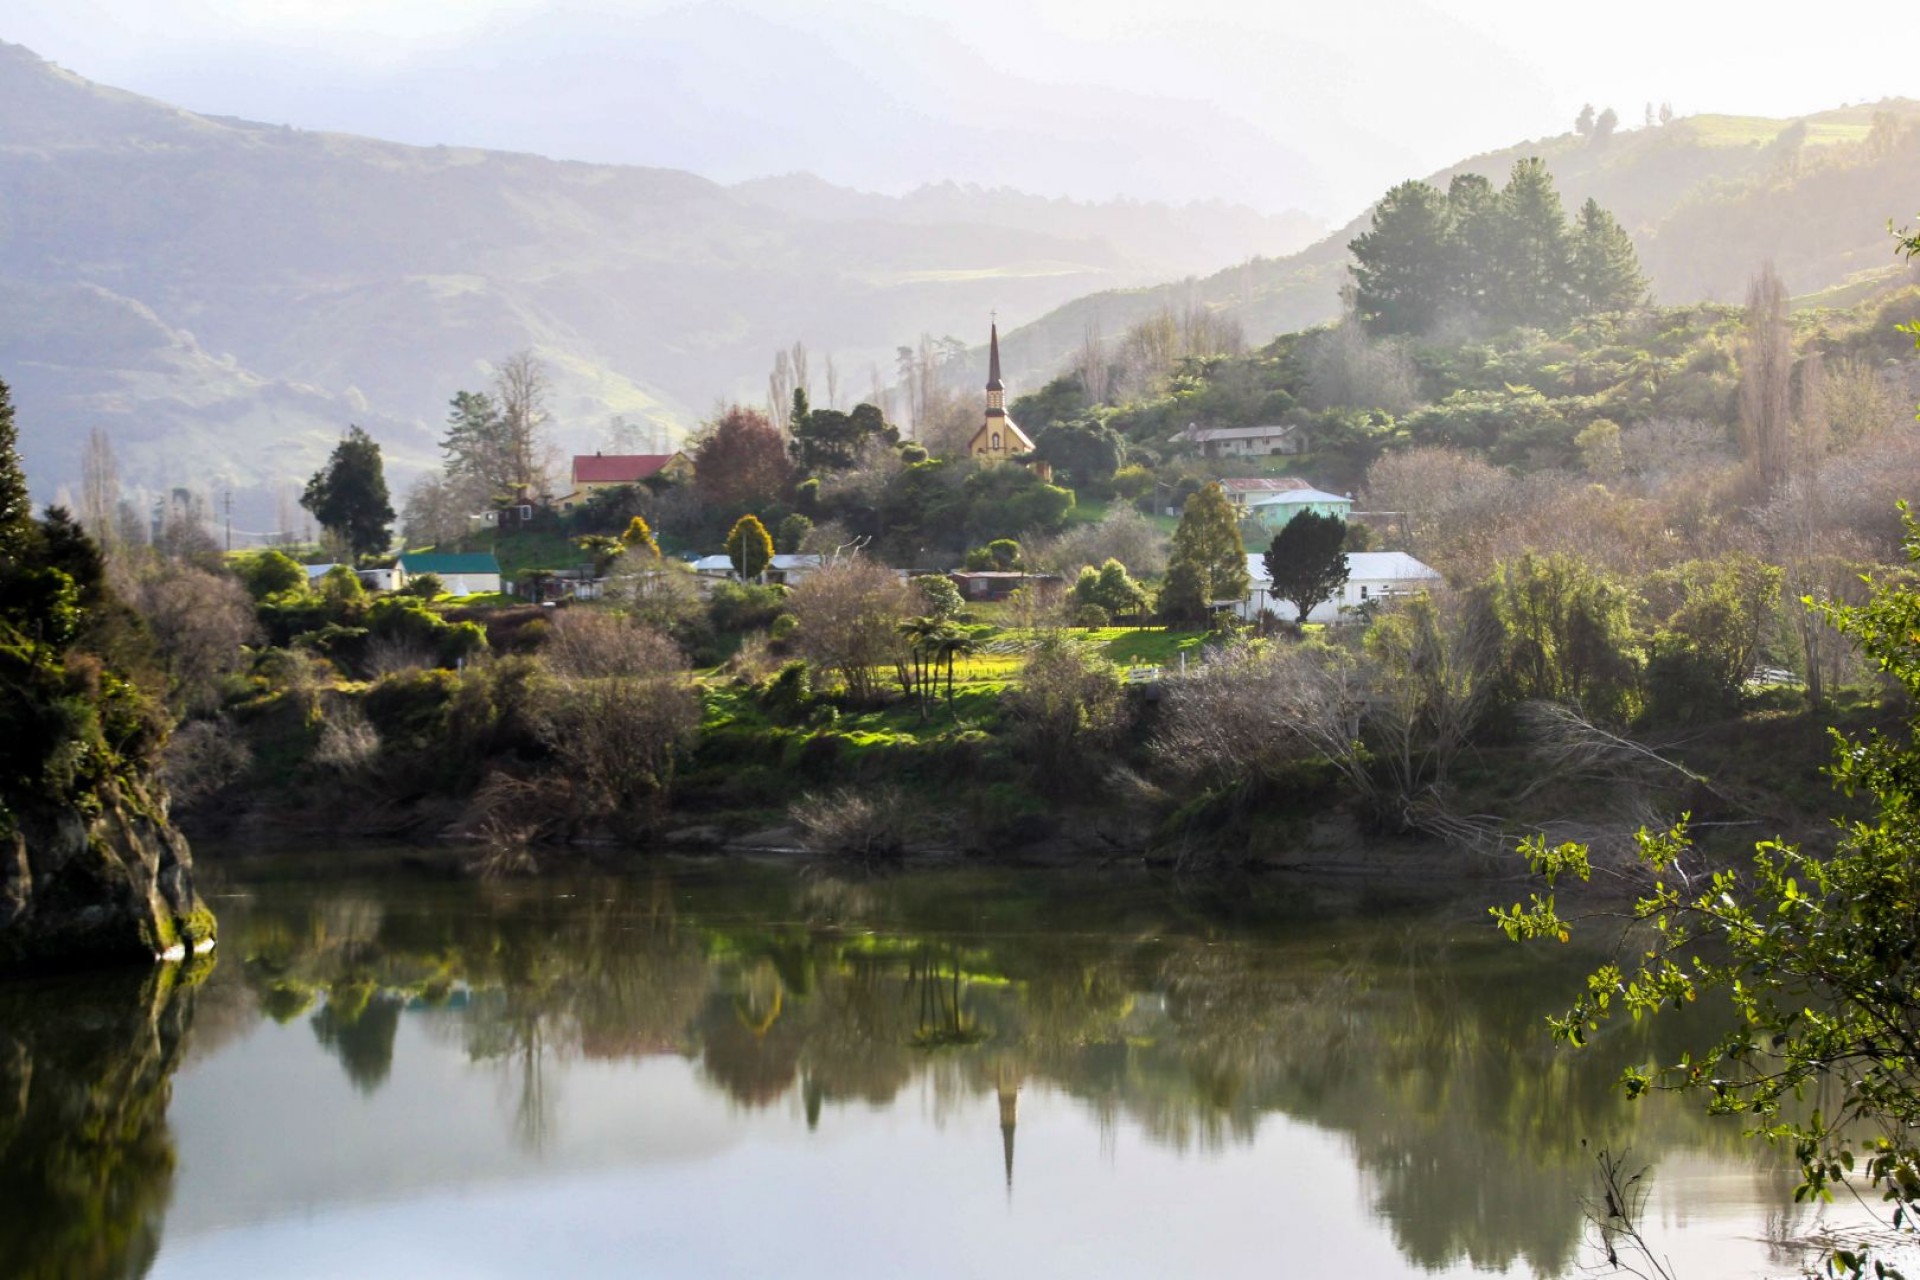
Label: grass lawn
xmin=1093 ymin=628 xmax=1209 ymax=667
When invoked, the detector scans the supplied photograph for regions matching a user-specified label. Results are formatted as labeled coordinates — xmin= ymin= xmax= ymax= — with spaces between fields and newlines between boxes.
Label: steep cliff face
xmin=0 ymin=376 xmax=214 ymax=972
xmin=0 ymin=776 xmax=213 ymax=970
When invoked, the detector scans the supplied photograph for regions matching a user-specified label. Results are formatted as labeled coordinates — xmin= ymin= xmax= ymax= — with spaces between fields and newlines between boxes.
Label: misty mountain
xmin=0 ymin=38 xmax=1318 ymax=522
xmin=994 ymin=103 xmax=1920 ymax=393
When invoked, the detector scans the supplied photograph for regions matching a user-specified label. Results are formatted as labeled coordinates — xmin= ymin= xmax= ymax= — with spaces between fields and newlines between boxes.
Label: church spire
xmin=985 ymin=321 xmax=1006 ymax=418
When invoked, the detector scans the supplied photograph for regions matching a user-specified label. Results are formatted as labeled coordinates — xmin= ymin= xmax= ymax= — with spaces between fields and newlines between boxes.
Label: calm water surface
xmin=0 ymin=854 xmax=1866 ymax=1278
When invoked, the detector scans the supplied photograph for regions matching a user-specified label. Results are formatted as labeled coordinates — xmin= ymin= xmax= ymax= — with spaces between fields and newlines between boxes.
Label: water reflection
xmin=1 ymin=861 xmax=1813 ymax=1278
xmin=0 ymin=961 xmax=204 ymax=1280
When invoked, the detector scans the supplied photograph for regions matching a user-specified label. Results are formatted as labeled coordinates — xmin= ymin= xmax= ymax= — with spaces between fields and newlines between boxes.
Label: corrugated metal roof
xmin=1245 ymin=551 xmax=1440 ymax=584
xmin=398 ymin=552 xmax=502 ymax=575
xmin=572 ymin=453 xmax=678 ymax=485
xmin=1218 ymin=477 xmax=1311 ymax=494
xmin=1245 ymin=488 xmax=1352 ymax=507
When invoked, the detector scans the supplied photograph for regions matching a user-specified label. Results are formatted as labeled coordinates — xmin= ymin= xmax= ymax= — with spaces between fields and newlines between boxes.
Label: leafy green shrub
xmin=362 ymin=669 xmax=460 ymax=745
xmin=242 ymin=550 xmax=307 ymax=600
xmin=758 ymin=660 xmax=813 ymax=724
xmin=709 ymin=581 xmax=788 ymax=634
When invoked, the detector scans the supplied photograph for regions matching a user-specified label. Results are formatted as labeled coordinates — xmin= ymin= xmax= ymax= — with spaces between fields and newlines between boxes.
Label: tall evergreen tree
xmin=0 ymin=379 xmax=30 ymax=560
xmin=302 ymin=426 xmax=395 ymax=560
xmin=1159 ymin=483 xmax=1248 ymax=622
xmin=1493 ymin=158 xmax=1574 ymax=327
xmin=1263 ymin=511 xmax=1350 ymax=623
xmin=1445 ymin=173 xmax=1504 ymax=321
xmin=1349 ymin=181 xmax=1455 ymax=336
xmin=1569 ymin=198 xmax=1648 ymax=313
xmin=440 ymin=390 xmax=508 ymax=494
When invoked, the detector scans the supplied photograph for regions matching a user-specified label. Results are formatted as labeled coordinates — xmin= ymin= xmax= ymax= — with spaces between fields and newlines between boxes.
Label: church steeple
xmin=985 ymin=321 xmax=1006 ymax=417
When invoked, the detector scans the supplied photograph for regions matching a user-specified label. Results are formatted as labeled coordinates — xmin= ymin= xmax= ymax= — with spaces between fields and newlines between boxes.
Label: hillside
xmin=995 ymin=103 xmax=1920 ymax=392
xmin=0 ymin=39 xmax=1318 ymax=525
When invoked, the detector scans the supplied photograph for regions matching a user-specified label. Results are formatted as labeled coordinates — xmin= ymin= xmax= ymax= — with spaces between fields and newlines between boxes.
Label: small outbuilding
xmin=395 ymin=552 xmax=504 ymax=597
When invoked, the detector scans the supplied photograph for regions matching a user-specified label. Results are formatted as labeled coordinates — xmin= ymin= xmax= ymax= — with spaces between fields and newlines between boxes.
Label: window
xmin=991 ymin=433 xmax=1001 ymax=450
xmin=1359 ymin=585 xmax=1369 ymax=600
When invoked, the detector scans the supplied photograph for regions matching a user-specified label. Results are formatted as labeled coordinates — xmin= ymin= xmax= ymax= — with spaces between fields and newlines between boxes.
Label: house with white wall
xmin=1237 ymin=550 xmax=1442 ymax=624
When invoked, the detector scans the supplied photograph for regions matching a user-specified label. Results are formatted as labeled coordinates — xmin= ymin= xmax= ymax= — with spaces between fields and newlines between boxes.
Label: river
xmin=0 ymin=853 xmax=1872 ymax=1277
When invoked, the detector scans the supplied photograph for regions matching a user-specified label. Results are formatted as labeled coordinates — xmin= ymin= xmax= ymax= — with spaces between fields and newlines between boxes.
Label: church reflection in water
xmin=0 ymin=860 xmax=1809 ymax=1278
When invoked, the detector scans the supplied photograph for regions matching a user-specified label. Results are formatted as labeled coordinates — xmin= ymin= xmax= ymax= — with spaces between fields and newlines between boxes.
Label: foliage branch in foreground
xmin=1492 ymin=504 xmax=1920 ymax=1279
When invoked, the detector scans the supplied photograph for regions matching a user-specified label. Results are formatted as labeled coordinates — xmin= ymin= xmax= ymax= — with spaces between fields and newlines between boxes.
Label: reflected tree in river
xmin=203 ymin=864 xmax=1778 ymax=1276
xmin=0 ymin=961 xmax=205 ymax=1280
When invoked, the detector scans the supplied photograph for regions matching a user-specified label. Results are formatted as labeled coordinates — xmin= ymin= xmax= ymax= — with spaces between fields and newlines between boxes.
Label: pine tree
xmin=725 ymin=514 xmax=774 ymax=580
xmin=1493 ymin=158 xmax=1574 ymax=328
xmin=0 ymin=378 xmax=31 ymax=560
xmin=1570 ymin=198 xmax=1648 ymax=314
xmin=1445 ymin=173 xmax=1503 ymax=320
xmin=1349 ymin=180 xmax=1455 ymax=336
xmin=301 ymin=426 xmax=395 ymax=560
xmin=1159 ymin=484 xmax=1247 ymax=622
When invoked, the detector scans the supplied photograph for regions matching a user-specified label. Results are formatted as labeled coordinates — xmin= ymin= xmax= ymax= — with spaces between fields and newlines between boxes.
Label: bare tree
xmin=1825 ymin=357 xmax=1900 ymax=448
xmin=824 ymin=352 xmax=841 ymax=411
xmin=1074 ymin=319 xmax=1111 ymax=405
xmin=789 ymin=557 xmax=915 ymax=703
xmin=605 ymin=556 xmax=705 ymax=637
xmin=1793 ymin=350 xmax=1830 ymax=476
xmin=1766 ymin=476 xmax=1868 ymax=707
xmin=789 ymin=340 xmax=812 ymax=405
xmin=1304 ymin=318 xmax=1420 ymax=413
xmin=1739 ymin=263 xmax=1793 ymax=500
xmin=494 ymin=350 xmax=558 ymax=496
xmin=120 ymin=560 xmax=261 ymax=713
xmin=1363 ymin=446 xmax=1519 ymax=572
xmin=401 ymin=472 xmax=488 ymax=549
xmin=1027 ymin=506 xmax=1168 ymax=579
xmin=529 ymin=612 xmax=700 ymax=822
xmin=769 ymin=348 xmax=795 ymax=434
xmin=78 ymin=427 xmax=120 ymax=554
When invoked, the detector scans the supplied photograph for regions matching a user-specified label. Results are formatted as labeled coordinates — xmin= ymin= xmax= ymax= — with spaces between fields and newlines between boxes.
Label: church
xmin=965 ymin=322 xmax=1047 ymax=479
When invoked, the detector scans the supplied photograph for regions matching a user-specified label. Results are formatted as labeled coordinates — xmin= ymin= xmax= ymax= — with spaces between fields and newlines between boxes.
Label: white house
xmin=692 ymin=553 xmax=824 ymax=586
xmin=1238 ymin=550 xmax=1442 ymax=624
xmin=1170 ymin=423 xmax=1303 ymax=458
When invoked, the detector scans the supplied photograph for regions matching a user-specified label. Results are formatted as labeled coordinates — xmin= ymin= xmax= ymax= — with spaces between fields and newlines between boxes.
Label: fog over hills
xmin=0 ymin=38 xmax=1318 ymax=524
xmin=992 ymin=102 xmax=1920 ymax=393
xmin=6 ymin=24 xmax=1919 ymax=530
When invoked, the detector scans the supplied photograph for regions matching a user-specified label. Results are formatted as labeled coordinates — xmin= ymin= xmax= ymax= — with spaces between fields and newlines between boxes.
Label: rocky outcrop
xmin=0 ymin=777 xmax=214 ymax=971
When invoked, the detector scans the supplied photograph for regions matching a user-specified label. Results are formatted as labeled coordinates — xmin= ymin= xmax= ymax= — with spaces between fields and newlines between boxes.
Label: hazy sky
xmin=7 ymin=0 xmax=1913 ymax=220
